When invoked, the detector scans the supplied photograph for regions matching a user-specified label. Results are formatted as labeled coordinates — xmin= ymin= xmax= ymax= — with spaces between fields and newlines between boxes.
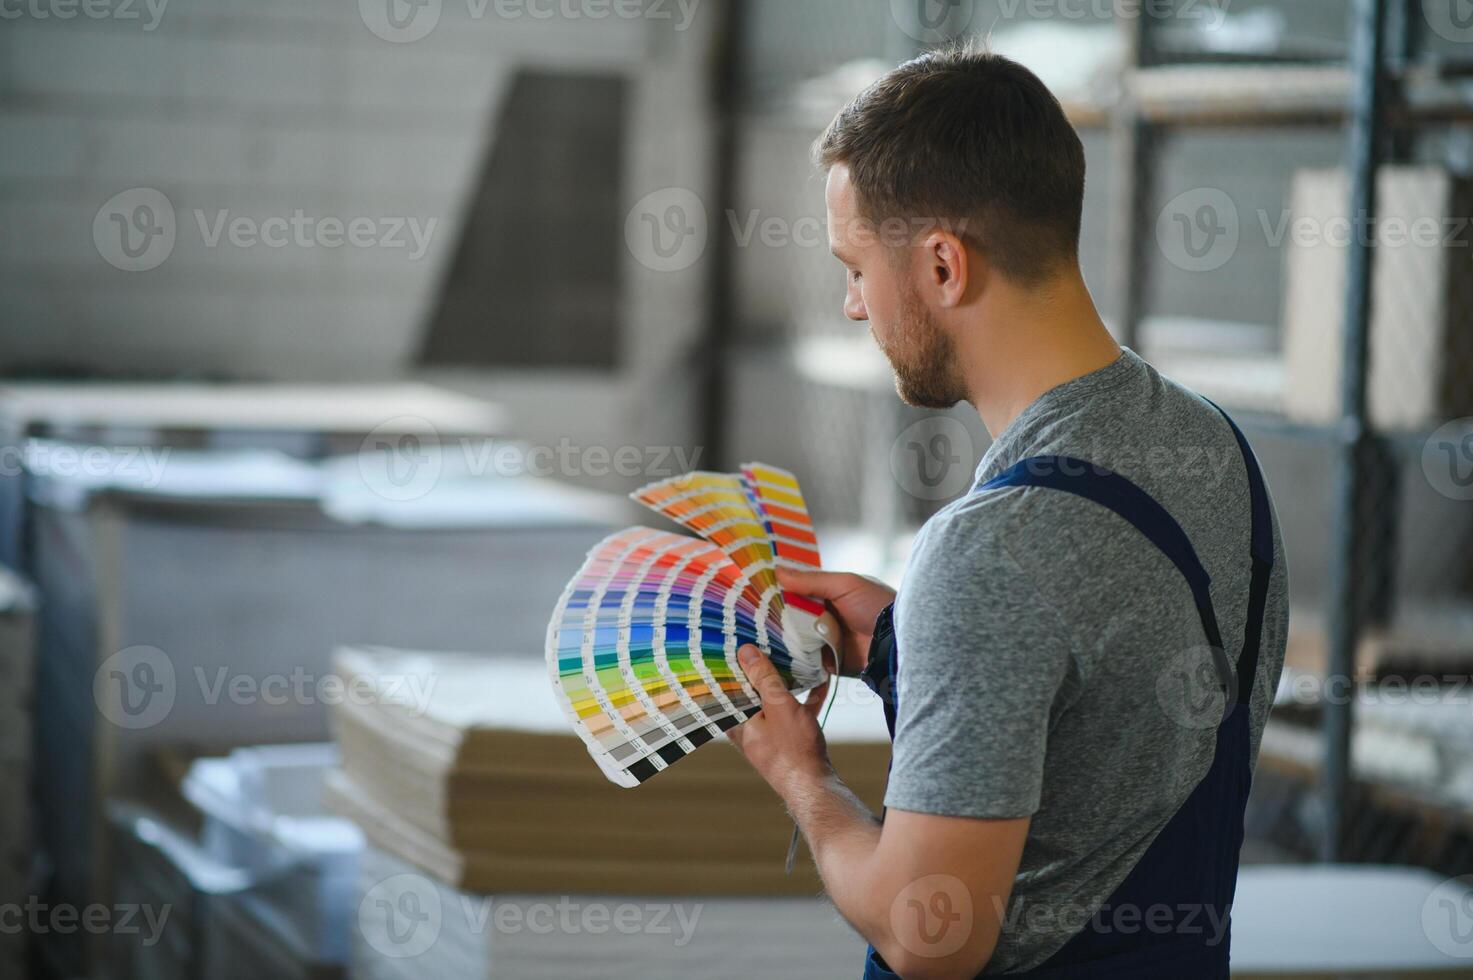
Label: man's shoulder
xmin=896 ymin=488 xmax=1082 ymax=668
xmin=902 ymin=480 xmax=1097 ymax=604
xmin=918 ymin=472 xmax=1101 ymax=556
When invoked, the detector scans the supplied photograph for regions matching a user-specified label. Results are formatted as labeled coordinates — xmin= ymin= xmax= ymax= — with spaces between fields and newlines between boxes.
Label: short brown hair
xmin=815 ymin=45 xmax=1085 ymax=285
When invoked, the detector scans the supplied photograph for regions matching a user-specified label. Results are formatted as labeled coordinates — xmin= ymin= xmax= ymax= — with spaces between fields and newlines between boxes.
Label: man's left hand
xmin=726 ymin=644 xmax=832 ymax=795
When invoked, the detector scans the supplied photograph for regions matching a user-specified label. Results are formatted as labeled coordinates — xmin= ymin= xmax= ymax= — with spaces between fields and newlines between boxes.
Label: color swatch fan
xmin=546 ymin=463 xmax=836 ymax=787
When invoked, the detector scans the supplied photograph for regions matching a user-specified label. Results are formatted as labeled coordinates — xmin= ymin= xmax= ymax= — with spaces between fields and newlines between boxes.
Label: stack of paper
xmin=325 ymin=646 xmax=890 ymax=896
xmin=350 ymin=843 xmax=870 ymax=980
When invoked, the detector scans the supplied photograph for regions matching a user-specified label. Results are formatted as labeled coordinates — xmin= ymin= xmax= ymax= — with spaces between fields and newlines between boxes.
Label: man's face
xmin=824 ymin=165 xmax=967 ymax=410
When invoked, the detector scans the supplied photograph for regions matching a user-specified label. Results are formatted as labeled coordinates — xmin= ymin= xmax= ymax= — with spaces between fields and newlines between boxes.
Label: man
xmin=726 ymin=45 xmax=1289 ymax=979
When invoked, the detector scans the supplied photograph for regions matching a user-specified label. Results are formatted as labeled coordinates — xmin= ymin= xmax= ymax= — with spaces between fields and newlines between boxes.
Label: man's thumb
xmin=738 ymin=645 xmax=792 ymax=704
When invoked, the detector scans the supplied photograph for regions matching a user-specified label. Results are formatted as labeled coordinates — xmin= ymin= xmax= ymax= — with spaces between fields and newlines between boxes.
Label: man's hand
xmin=726 ymin=644 xmax=1027 ymax=980
xmin=779 ymin=568 xmax=897 ymax=676
xmin=726 ymin=645 xmax=832 ymax=796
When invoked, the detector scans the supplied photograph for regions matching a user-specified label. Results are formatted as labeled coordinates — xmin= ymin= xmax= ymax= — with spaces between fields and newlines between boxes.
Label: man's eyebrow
xmin=829 ymin=243 xmax=851 ymax=262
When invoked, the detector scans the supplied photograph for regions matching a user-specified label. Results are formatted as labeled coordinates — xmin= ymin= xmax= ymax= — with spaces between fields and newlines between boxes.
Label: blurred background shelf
xmin=1127 ymin=63 xmax=1473 ymax=126
xmin=0 ymin=382 xmax=506 ymax=446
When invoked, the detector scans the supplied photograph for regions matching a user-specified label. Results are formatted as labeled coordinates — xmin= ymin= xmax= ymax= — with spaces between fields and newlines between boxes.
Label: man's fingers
xmin=737 ymin=645 xmax=794 ymax=706
xmin=775 ymin=567 xmax=858 ymax=600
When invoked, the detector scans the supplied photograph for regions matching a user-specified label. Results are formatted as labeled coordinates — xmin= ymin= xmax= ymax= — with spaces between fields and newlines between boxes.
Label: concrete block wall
xmin=0 ymin=0 xmax=707 ymax=387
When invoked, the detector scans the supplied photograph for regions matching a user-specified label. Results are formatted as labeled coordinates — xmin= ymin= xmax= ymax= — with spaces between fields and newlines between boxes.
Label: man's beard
xmin=876 ymin=288 xmax=968 ymax=409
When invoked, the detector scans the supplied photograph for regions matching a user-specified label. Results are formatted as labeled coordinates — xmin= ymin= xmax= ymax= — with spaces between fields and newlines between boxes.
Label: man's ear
xmin=923 ymin=230 xmax=970 ymax=308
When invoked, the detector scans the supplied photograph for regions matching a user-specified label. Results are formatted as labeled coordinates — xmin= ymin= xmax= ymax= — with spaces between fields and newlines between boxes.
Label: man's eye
xmin=849 ymin=269 xmax=862 ymax=283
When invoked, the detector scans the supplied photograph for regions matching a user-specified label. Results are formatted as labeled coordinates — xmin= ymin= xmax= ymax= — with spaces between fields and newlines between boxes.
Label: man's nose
xmin=844 ymin=293 xmax=867 ymax=322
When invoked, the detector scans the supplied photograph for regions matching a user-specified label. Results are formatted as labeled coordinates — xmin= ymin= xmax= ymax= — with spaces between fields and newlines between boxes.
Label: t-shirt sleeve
xmin=883 ymin=501 xmax=1079 ymax=819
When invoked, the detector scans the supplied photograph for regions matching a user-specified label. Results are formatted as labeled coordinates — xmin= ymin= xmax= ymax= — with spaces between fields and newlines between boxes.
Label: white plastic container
xmin=182 ymin=743 xmax=363 ymax=964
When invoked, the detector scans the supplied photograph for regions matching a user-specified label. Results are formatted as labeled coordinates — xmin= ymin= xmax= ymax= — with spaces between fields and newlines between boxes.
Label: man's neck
xmin=958 ymin=269 xmax=1121 ymax=438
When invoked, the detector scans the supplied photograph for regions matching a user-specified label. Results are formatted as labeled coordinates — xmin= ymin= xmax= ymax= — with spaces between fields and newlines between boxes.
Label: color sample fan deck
xmin=546 ymin=462 xmax=831 ymax=787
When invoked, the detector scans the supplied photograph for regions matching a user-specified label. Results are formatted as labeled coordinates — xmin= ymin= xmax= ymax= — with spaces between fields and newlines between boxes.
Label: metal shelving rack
xmin=1104 ymin=0 xmax=1473 ymax=863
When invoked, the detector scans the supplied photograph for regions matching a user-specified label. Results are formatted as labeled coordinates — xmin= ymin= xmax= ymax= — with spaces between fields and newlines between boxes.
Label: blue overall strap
xmin=862 ymin=604 xmax=900 ymax=736
xmin=1211 ymin=404 xmax=1274 ymax=706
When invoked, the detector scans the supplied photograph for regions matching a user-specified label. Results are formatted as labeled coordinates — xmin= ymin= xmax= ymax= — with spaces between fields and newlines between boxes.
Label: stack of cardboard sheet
xmin=1282 ymin=166 xmax=1473 ymax=430
xmin=350 ymin=843 xmax=870 ymax=980
xmin=22 ymin=441 xmax=622 ymax=979
xmin=324 ymin=647 xmax=891 ymax=896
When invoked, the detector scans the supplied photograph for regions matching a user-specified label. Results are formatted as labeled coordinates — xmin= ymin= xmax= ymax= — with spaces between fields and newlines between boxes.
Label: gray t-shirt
xmin=887 ymin=348 xmax=1289 ymax=974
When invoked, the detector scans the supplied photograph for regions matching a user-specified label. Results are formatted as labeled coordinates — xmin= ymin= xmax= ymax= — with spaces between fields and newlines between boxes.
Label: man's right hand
xmin=777 ymin=567 xmax=897 ymax=677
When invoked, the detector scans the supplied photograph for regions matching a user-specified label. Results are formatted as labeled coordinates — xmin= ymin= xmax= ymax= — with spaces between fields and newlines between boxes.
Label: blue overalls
xmin=860 ymin=408 xmax=1273 ymax=979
